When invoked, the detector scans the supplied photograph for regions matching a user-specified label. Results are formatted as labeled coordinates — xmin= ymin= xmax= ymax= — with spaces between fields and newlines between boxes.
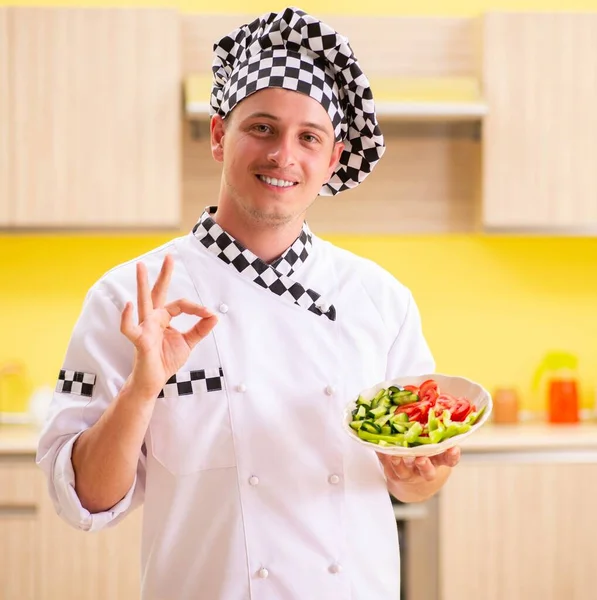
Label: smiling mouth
xmin=257 ymin=174 xmax=299 ymax=188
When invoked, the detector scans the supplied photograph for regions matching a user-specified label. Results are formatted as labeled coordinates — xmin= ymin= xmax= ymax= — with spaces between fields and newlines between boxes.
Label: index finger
xmin=151 ymin=254 xmax=175 ymax=308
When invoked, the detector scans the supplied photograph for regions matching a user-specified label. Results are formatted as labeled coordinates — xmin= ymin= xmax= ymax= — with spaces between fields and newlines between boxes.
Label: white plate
xmin=342 ymin=373 xmax=493 ymax=457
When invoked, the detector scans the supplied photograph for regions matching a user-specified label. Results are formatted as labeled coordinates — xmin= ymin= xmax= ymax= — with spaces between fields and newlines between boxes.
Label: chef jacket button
xmin=324 ymin=385 xmax=336 ymax=396
xmin=329 ymin=563 xmax=343 ymax=574
xmin=236 ymin=383 xmax=247 ymax=393
xmin=249 ymin=475 xmax=259 ymax=486
xmin=258 ymin=568 xmax=269 ymax=579
xmin=328 ymin=474 xmax=341 ymax=485
xmin=218 ymin=303 xmax=229 ymax=314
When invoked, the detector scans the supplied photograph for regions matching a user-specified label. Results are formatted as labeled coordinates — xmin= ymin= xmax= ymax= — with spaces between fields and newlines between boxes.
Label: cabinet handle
xmin=0 ymin=505 xmax=38 ymax=517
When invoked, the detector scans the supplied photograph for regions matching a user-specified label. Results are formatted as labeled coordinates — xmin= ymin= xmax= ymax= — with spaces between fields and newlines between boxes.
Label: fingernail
xmin=403 ymin=457 xmax=415 ymax=467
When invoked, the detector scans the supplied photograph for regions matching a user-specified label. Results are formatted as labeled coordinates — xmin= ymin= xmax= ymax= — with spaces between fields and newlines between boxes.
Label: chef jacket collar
xmin=192 ymin=206 xmax=336 ymax=321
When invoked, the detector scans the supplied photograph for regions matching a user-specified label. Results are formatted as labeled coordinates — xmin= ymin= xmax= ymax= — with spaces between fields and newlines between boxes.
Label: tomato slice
xmin=436 ymin=394 xmax=473 ymax=421
xmin=395 ymin=400 xmax=433 ymax=424
xmin=394 ymin=379 xmax=475 ymax=424
xmin=418 ymin=379 xmax=439 ymax=404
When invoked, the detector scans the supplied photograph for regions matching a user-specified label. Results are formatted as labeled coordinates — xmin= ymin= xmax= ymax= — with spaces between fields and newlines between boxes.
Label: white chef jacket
xmin=37 ymin=210 xmax=435 ymax=600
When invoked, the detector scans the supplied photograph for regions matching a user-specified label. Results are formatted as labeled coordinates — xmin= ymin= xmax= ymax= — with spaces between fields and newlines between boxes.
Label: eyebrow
xmin=243 ymin=112 xmax=331 ymax=136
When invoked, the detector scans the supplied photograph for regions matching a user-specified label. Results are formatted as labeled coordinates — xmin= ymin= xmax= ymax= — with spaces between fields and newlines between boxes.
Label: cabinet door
xmin=0 ymin=512 xmax=39 ymax=599
xmin=5 ymin=8 xmax=180 ymax=229
xmin=0 ymin=456 xmax=41 ymax=600
xmin=0 ymin=8 xmax=11 ymax=224
xmin=482 ymin=13 xmax=597 ymax=231
xmin=439 ymin=457 xmax=597 ymax=600
xmin=39 ymin=495 xmax=143 ymax=600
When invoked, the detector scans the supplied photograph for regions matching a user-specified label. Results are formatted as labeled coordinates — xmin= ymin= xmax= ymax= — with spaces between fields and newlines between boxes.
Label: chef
xmin=37 ymin=7 xmax=460 ymax=600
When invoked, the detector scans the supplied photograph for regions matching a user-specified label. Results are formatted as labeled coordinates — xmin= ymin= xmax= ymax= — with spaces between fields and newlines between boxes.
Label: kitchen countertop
xmin=2 ymin=422 xmax=597 ymax=456
xmin=0 ymin=424 xmax=41 ymax=455
xmin=460 ymin=422 xmax=597 ymax=452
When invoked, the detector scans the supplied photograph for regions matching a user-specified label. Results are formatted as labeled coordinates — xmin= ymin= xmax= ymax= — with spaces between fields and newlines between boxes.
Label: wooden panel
xmin=0 ymin=8 xmax=11 ymax=225
xmin=181 ymin=120 xmax=223 ymax=232
xmin=482 ymin=13 xmax=597 ymax=230
xmin=181 ymin=121 xmax=481 ymax=234
xmin=0 ymin=516 xmax=39 ymax=599
xmin=319 ymin=16 xmax=481 ymax=79
xmin=9 ymin=8 xmax=180 ymax=229
xmin=181 ymin=14 xmax=481 ymax=234
xmin=134 ymin=10 xmax=181 ymax=229
xmin=0 ymin=455 xmax=41 ymax=506
xmin=440 ymin=460 xmax=597 ymax=600
xmin=39 ymin=488 xmax=143 ymax=600
xmin=182 ymin=14 xmax=480 ymax=79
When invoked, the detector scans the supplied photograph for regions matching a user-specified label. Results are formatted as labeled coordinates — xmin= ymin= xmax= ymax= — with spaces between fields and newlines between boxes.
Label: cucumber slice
xmin=390 ymin=421 xmax=408 ymax=434
xmin=370 ymin=389 xmax=386 ymax=409
xmin=349 ymin=420 xmax=365 ymax=431
xmin=380 ymin=396 xmax=393 ymax=409
xmin=394 ymin=412 xmax=409 ymax=423
xmin=362 ymin=421 xmax=381 ymax=434
xmin=369 ymin=405 xmax=388 ymax=418
xmin=355 ymin=395 xmax=371 ymax=407
xmin=374 ymin=414 xmax=392 ymax=427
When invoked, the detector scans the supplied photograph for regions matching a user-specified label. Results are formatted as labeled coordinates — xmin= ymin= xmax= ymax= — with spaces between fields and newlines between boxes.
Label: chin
xmin=247 ymin=204 xmax=298 ymax=225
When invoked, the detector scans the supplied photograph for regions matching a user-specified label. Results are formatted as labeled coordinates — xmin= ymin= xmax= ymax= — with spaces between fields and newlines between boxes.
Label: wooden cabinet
xmin=0 ymin=9 xmax=10 ymax=226
xmin=0 ymin=455 xmax=41 ymax=600
xmin=6 ymin=9 xmax=596 ymax=234
xmin=482 ymin=13 xmax=597 ymax=231
xmin=183 ymin=12 xmax=597 ymax=235
xmin=38 ymin=497 xmax=142 ymax=600
xmin=439 ymin=453 xmax=597 ymax=600
xmin=0 ymin=451 xmax=142 ymax=600
xmin=181 ymin=15 xmax=484 ymax=235
xmin=0 ymin=8 xmax=181 ymax=230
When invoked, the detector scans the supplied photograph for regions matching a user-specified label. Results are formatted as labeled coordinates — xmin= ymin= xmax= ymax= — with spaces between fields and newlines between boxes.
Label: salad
xmin=348 ymin=378 xmax=486 ymax=448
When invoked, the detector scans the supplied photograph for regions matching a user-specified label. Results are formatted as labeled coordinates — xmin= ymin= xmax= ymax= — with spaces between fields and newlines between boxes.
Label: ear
xmin=326 ymin=141 xmax=345 ymax=180
xmin=211 ymin=115 xmax=226 ymax=163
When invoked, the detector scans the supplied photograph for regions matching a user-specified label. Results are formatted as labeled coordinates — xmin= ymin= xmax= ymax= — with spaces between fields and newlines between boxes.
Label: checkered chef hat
xmin=210 ymin=6 xmax=385 ymax=196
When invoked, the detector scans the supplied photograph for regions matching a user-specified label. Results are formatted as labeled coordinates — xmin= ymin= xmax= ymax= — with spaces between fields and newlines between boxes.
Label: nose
xmin=267 ymin=133 xmax=295 ymax=168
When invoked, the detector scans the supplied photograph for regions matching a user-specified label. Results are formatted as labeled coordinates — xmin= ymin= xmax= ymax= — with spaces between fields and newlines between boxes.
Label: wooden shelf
xmin=184 ymin=74 xmax=487 ymax=122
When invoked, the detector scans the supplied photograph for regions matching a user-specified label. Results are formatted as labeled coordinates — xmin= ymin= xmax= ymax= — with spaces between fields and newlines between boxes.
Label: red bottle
xmin=548 ymin=379 xmax=579 ymax=424
xmin=533 ymin=351 xmax=580 ymax=424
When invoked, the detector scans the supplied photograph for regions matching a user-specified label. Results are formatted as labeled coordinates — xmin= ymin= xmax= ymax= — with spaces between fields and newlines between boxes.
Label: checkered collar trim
xmin=192 ymin=207 xmax=336 ymax=321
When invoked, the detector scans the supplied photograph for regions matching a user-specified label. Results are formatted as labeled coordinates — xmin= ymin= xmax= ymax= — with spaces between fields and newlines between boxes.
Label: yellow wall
xmin=2 ymin=233 xmax=597 ymax=415
xmin=1 ymin=0 xmax=597 ymax=416
xmin=2 ymin=0 xmax=597 ymax=14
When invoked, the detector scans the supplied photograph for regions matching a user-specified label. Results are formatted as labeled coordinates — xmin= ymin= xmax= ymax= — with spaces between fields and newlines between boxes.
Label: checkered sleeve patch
xmin=56 ymin=369 xmax=96 ymax=397
xmin=158 ymin=367 xmax=225 ymax=399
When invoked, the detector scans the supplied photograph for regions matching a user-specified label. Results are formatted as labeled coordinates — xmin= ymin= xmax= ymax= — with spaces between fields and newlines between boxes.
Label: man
xmin=37 ymin=7 xmax=459 ymax=599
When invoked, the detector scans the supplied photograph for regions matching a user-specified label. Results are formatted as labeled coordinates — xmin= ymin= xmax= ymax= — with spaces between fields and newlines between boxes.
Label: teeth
xmin=259 ymin=175 xmax=295 ymax=188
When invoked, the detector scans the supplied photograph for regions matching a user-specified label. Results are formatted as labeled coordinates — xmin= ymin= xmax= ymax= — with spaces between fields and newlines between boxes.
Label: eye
xmin=302 ymin=133 xmax=321 ymax=144
xmin=252 ymin=124 xmax=272 ymax=134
